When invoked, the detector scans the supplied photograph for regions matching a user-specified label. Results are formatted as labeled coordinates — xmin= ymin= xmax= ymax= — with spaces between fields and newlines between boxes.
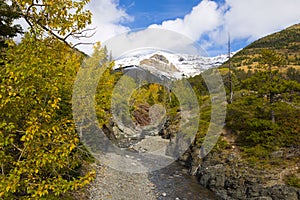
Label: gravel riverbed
xmin=86 ymin=136 xmax=218 ymax=200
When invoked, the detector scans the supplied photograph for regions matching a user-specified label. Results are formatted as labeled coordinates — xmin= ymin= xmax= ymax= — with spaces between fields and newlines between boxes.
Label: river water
xmin=149 ymin=161 xmax=219 ymax=200
xmin=133 ymin=135 xmax=219 ymax=199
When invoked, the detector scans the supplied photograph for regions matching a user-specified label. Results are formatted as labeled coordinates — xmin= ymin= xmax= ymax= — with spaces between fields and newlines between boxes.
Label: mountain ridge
xmin=114 ymin=50 xmax=235 ymax=78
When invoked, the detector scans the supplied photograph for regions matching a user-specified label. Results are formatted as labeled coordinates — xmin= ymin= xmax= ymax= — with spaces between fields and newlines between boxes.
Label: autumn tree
xmin=0 ymin=0 xmax=98 ymax=198
xmin=13 ymin=0 xmax=92 ymax=47
xmin=0 ymin=33 xmax=98 ymax=199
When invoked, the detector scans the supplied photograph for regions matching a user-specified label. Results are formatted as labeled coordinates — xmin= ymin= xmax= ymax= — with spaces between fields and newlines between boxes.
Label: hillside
xmin=185 ymin=23 xmax=300 ymax=199
xmin=222 ymin=23 xmax=300 ymax=70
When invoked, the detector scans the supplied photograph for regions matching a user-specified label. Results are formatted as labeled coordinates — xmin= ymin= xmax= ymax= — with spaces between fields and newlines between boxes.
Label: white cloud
xmin=144 ymin=0 xmax=300 ymax=55
xmin=14 ymin=18 xmax=29 ymax=43
xmin=202 ymin=0 xmax=300 ymax=53
xmin=12 ymin=0 xmax=300 ymax=56
xmin=149 ymin=0 xmax=222 ymax=41
xmin=76 ymin=0 xmax=133 ymax=54
xmin=68 ymin=0 xmax=300 ymax=56
xmin=223 ymin=0 xmax=300 ymax=40
xmin=103 ymin=28 xmax=204 ymax=58
xmin=101 ymin=0 xmax=221 ymax=58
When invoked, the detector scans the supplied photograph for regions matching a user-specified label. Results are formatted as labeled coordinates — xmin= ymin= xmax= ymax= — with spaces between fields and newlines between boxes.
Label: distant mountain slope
xmin=114 ymin=51 xmax=233 ymax=79
xmin=223 ymin=23 xmax=300 ymax=69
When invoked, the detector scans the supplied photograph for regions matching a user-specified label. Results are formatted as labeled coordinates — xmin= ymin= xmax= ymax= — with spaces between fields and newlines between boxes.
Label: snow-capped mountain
xmin=114 ymin=51 xmax=236 ymax=79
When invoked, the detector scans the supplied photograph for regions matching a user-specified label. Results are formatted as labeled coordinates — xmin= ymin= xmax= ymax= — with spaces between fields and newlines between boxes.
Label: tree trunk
xmin=270 ymin=92 xmax=275 ymax=124
xmin=271 ymin=109 xmax=275 ymax=124
xmin=269 ymin=64 xmax=275 ymax=123
xmin=228 ymin=33 xmax=233 ymax=104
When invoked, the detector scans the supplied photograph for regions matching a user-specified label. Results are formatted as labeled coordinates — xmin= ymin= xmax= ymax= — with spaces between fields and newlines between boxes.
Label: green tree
xmin=225 ymin=50 xmax=300 ymax=152
xmin=0 ymin=0 xmax=22 ymax=64
xmin=0 ymin=0 xmax=22 ymax=48
xmin=257 ymin=49 xmax=285 ymax=123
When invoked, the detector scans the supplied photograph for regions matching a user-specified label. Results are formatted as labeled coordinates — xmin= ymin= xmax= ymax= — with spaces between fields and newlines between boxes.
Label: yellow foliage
xmin=0 ymin=34 xmax=95 ymax=198
xmin=14 ymin=0 xmax=92 ymax=37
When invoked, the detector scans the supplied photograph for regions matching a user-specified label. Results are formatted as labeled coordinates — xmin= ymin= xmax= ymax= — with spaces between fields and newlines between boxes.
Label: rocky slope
xmin=185 ymin=141 xmax=300 ymax=200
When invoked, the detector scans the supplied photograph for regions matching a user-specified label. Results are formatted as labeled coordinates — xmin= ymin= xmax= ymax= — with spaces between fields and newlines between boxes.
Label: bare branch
xmin=14 ymin=0 xmax=94 ymax=50
xmin=72 ymin=42 xmax=95 ymax=48
xmin=32 ymin=3 xmax=48 ymax=7
xmin=64 ymin=27 xmax=96 ymax=40
xmin=18 ymin=146 xmax=27 ymax=162
xmin=1 ymin=164 xmax=4 ymax=176
xmin=11 ymin=143 xmax=22 ymax=152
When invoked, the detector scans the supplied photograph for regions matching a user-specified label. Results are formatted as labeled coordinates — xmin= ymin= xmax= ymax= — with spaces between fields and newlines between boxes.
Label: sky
xmin=78 ymin=0 xmax=300 ymax=56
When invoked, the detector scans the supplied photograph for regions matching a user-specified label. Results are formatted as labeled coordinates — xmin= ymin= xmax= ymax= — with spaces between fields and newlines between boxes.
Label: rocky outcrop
xmin=102 ymin=119 xmax=142 ymax=148
xmin=197 ymin=161 xmax=300 ymax=199
xmin=140 ymin=54 xmax=179 ymax=73
xmin=101 ymin=104 xmax=166 ymax=148
xmin=182 ymin=145 xmax=300 ymax=200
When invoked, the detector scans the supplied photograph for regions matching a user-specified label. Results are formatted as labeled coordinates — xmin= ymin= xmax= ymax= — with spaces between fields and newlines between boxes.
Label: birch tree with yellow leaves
xmin=0 ymin=0 xmax=101 ymax=198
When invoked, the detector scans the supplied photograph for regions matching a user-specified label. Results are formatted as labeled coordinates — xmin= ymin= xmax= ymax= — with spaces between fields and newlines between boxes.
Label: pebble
xmin=162 ymin=192 xmax=167 ymax=197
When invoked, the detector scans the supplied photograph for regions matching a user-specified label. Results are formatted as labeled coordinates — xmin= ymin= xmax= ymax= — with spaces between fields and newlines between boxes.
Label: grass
xmin=285 ymin=174 xmax=300 ymax=188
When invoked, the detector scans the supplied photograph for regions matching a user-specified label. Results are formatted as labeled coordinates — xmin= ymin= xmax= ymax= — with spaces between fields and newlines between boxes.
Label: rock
xmin=226 ymin=153 xmax=236 ymax=162
xmin=215 ymin=174 xmax=225 ymax=188
xmin=269 ymin=185 xmax=299 ymax=200
xmin=270 ymin=151 xmax=284 ymax=158
xmin=249 ymin=197 xmax=272 ymax=200
xmin=199 ymin=173 xmax=210 ymax=188
xmin=161 ymin=192 xmax=167 ymax=197
xmin=185 ymin=145 xmax=300 ymax=200
xmin=139 ymin=147 xmax=147 ymax=153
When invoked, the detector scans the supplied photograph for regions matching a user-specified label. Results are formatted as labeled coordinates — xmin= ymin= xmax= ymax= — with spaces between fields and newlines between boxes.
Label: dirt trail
xmin=88 ymin=161 xmax=158 ymax=200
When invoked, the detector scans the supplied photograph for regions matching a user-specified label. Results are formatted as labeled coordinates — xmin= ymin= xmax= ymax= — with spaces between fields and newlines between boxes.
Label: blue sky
xmin=118 ymin=0 xmax=202 ymax=28
xmin=83 ymin=0 xmax=300 ymax=57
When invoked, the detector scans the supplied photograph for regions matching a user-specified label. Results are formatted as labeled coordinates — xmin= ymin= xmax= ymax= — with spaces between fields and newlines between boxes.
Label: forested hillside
xmin=188 ymin=23 xmax=300 ymax=191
